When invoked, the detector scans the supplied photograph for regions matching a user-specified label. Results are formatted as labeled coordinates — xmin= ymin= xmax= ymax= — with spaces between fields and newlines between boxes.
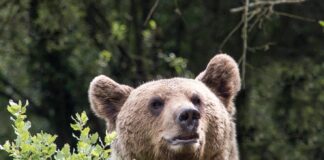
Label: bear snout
xmin=176 ymin=107 xmax=201 ymax=133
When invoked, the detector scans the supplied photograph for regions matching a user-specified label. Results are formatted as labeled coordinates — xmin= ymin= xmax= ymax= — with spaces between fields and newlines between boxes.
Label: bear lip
xmin=167 ymin=133 xmax=199 ymax=145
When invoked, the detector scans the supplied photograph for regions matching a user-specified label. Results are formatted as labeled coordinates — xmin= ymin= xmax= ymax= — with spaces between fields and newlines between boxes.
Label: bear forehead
xmin=131 ymin=78 xmax=212 ymax=97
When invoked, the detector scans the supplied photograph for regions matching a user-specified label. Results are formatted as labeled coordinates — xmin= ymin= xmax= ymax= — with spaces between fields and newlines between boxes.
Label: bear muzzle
xmin=166 ymin=132 xmax=199 ymax=145
xmin=163 ymin=106 xmax=201 ymax=146
xmin=176 ymin=107 xmax=201 ymax=133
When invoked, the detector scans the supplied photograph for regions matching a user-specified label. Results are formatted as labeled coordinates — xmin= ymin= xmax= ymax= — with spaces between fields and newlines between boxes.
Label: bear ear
xmin=88 ymin=75 xmax=133 ymax=132
xmin=196 ymin=54 xmax=241 ymax=115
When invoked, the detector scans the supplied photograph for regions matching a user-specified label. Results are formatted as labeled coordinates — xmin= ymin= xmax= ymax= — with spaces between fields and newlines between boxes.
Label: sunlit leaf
xmin=319 ymin=20 xmax=324 ymax=27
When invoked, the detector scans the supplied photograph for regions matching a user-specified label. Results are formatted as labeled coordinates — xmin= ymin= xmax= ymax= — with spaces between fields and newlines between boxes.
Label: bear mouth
xmin=167 ymin=133 xmax=199 ymax=145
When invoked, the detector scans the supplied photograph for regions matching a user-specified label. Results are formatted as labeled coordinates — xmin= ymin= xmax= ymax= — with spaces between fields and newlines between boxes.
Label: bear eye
xmin=191 ymin=94 xmax=201 ymax=106
xmin=149 ymin=97 xmax=164 ymax=115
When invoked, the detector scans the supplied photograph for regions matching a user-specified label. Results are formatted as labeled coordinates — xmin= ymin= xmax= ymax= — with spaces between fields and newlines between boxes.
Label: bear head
xmin=89 ymin=54 xmax=240 ymax=160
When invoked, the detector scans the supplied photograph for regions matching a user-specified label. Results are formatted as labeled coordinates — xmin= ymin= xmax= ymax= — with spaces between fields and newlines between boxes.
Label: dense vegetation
xmin=1 ymin=101 xmax=116 ymax=159
xmin=0 ymin=0 xmax=323 ymax=159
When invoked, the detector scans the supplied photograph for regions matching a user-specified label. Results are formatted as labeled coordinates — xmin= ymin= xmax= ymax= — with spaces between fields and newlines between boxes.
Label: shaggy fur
xmin=89 ymin=54 xmax=241 ymax=160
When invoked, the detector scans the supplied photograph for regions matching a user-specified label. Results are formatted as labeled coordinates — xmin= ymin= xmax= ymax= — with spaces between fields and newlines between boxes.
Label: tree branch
xmin=274 ymin=11 xmax=317 ymax=22
xmin=0 ymin=90 xmax=12 ymax=100
xmin=219 ymin=20 xmax=243 ymax=51
xmin=240 ymin=0 xmax=249 ymax=88
xmin=230 ymin=0 xmax=305 ymax=13
xmin=144 ymin=0 xmax=160 ymax=25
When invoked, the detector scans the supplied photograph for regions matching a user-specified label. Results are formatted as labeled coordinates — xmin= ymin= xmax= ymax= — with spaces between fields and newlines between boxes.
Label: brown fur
xmin=88 ymin=76 xmax=133 ymax=132
xmin=89 ymin=54 xmax=240 ymax=160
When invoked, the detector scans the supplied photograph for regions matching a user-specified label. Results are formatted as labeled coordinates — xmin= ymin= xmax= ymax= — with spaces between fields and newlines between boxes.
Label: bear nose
xmin=177 ymin=107 xmax=201 ymax=132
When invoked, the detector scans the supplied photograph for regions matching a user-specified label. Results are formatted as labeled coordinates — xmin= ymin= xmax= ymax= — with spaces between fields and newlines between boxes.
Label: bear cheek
xmin=151 ymin=107 xmax=177 ymax=140
xmin=117 ymin=108 xmax=158 ymax=151
xmin=204 ymin=103 xmax=231 ymax=149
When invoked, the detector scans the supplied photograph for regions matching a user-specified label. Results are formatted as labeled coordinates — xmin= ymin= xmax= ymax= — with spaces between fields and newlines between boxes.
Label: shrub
xmin=0 ymin=100 xmax=116 ymax=159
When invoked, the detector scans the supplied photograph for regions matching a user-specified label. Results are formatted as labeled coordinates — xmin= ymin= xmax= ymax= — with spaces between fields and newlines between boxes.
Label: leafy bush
xmin=0 ymin=100 xmax=116 ymax=159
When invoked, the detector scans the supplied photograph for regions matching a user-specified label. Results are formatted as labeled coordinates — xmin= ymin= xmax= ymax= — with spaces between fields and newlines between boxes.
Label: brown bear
xmin=88 ymin=54 xmax=241 ymax=160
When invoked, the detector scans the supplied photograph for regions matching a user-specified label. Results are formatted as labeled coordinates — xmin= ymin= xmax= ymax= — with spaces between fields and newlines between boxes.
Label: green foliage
xmin=111 ymin=22 xmax=127 ymax=41
xmin=0 ymin=101 xmax=116 ymax=159
xmin=97 ymin=50 xmax=113 ymax=69
xmin=319 ymin=20 xmax=324 ymax=27
xmin=239 ymin=59 xmax=324 ymax=160
xmin=319 ymin=20 xmax=324 ymax=32
xmin=159 ymin=53 xmax=193 ymax=77
xmin=148 ymin=20 xmax=157 ymax=30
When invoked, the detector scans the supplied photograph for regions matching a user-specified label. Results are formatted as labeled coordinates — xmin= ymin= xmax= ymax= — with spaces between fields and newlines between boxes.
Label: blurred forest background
xmin=0 ymin=0 xmax=323 ymax=159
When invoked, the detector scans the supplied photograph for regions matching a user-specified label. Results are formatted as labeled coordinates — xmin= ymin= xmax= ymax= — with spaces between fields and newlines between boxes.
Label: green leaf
xmin=99 ymin=50 xmax=112 ymax=62
xmin=91 ymin=145 xmax=102 ymax=157
xmin=47 ymin=134 xmax=58 ymax=144
xmin=77 ymin=141 xmax=90 ymax=151
xmin=149 ymin=20 xmax=157 ymax=30
xmin=61 ymin=144 xmax=71 ymax=156
xmin=2 ymin=141 xmax=11 ymax=151
xmin=111 ymin=21 xmax=127 ymax=41
xmin=47 ymin=145 xmax=57 ymax=157
xmin=21 ymin=143 xmax=36 ymax=153
xmin=80 ymin=127 xmax=90 ymax=140
xmin=90 ymin=133 xmax=99 ymax=144
xmin=319 ymin=20 xmax=324 ymax=27
xmin=105 ymin=131 xmax=117 ymax=145
xmin=75 ymin=112 xmax=81 ymax=121
xmin=70 ymin=123 xmax=81 ymax=131
xmin=80 ymin=111 xmax=88 ymax=124
xmin=7 ymin=104 xmax=20 ymax=115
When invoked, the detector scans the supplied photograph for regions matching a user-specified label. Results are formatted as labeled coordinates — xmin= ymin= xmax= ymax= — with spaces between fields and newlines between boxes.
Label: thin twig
xmin=230 ymin=0 xmax=305 ymax=13
xmin=219 ymin=6 xmax=258 ymax=51
xmin=247 ymin=42 xmax=276 ymax=52
xmin=241 ymin=0 xmax=249 ymax=88
xmin=219 ymin=20 xmax=243 ymax=50
xmin=248 ymin=8 xmax=268 ymax=32
xmin=275 ymin=11 xmax=317 ymax=22
xmin=174 ymin=0 xmax=189 ymax=25
xmin=144 ymin=0 xmax=160 ymax=26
